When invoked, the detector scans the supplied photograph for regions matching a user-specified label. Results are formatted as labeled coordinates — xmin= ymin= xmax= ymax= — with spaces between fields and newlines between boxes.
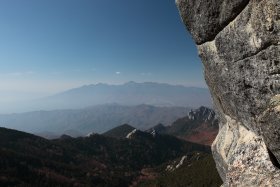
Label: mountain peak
xmin=188 ymin=106 xmax=216 ymax=122
xmin=148 ymin=106 xmax=219 ymax=145
xmin=40 ymin=82 xmax=211 ymax=110
xmin=103 ymin=124 xmax=136 ymax=139
xmin=60 ymin=134 xmax=73 ymax=140
xmin=126 ymin=129 xmax=138 ymax=139
xmin=147 ymin=123 xmax=166 ymax=134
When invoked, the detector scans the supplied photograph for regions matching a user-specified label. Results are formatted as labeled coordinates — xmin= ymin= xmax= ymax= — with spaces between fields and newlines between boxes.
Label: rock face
xmin=176 ymin=0 xmax=280 ymax=186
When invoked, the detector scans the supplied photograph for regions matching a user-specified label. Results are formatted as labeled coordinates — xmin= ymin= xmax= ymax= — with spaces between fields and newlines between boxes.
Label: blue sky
xmin=0 ymin=0 xmax=205 ymax=98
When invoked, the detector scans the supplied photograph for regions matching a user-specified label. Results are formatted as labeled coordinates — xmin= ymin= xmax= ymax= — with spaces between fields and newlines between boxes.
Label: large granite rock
xmin=176 ymin=0 xmax=280 ymax=186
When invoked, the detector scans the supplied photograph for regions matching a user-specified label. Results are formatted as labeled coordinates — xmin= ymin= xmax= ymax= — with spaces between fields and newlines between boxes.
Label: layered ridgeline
xmin=0 ymin=82 xmax=211 ymax=137
xmin=40 ymin=82 xmax=211 ymax=109
xmin=0 ymin=106 xmax=218 ymax=141
xmin=148 ymin=106 xmax=219 ymax=145
xmin=103 ymin=107 xmax=219 ymax=146
xmin=0 ymin=127 xmax=222 ymax=187
xmin=3 ymin=82 xmax=211 ymax=113
xmin=0 ymin=104 xmax=190 ymax=136
xmin=176 ymin=0 xmax=280 ymax=186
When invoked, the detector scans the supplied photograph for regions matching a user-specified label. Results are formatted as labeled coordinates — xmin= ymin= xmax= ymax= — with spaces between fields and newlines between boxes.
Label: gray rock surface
xmin=176 ymin=0 xmax=250 ymax=44
xmin=176 ymin=0 xmax=280 ymax=186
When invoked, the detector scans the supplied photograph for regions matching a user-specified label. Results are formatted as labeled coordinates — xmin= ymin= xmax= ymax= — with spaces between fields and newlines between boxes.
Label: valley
xmin=0 ymin=125 xmax=221 ymax=187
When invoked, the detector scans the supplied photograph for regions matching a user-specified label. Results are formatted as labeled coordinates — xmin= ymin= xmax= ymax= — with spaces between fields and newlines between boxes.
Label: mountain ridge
xmin=0 ymin=126 xmax=221 ymax=187
xmin=35 ymin=82 xmax=212 ymax=111
xmin=103 ymin=124 xmax=136 ymax=138
xmin=0 ymin=104 xmax=191 ymax=136
xmin=148 ymin=106 xmax=219 ymax=145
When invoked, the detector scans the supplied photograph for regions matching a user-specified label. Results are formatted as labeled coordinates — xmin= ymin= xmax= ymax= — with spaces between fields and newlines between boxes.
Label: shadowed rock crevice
xmin=268 ymin=148 xmax=280 ymax=169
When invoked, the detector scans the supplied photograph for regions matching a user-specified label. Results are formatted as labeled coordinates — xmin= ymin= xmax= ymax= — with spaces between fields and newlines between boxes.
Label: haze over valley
xmin=0 ymin=82 xmax=212 ymax=136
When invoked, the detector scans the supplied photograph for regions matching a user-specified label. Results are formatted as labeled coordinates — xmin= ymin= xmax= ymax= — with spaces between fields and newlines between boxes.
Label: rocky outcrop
xmin=148 ymin=106 xmax=219 ymax=145
xmin=176 ymin=0 xmax=280 ymax=186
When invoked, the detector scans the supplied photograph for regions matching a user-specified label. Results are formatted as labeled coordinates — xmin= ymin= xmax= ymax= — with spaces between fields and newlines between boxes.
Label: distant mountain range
xmin=0 ymin=105 xmax=219 ymax=145
xmin=0 ymin=127 xmax=222 ymax=187
xmin=46 ymin=81 xmax=211 ymax=108
xmin=16 ymin=82 xmax=211 ymax=112
xmin=0 ymin=104 xmax=191 ymax=135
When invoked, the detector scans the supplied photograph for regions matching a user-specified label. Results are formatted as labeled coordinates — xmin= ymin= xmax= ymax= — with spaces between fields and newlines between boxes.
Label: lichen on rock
xmin=176 ymin=0 xmax=280 ymax=186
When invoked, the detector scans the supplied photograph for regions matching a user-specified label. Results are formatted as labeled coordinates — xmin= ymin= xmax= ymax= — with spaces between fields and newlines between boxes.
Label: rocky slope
xmin=137 ymin=153 xmax=222 ymax=187
xmin=176 ymin=0 xmax=280 ymax=186
xmin=148 ymin=106 xmax=219 ymax=145
xmin=0 ymin=127 xmax=213 ymax=187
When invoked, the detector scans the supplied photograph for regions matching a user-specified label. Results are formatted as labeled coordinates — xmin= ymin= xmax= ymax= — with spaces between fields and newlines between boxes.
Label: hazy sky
xmin=0 ymin=0 xmax=205 ymax=99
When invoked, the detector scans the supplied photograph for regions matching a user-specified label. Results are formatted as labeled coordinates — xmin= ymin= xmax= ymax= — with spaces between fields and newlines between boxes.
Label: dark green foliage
xmin=0 ymin=127 xmax=217 ymax=187
xmin=138 ymin=154 xmax=222 ymax=187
